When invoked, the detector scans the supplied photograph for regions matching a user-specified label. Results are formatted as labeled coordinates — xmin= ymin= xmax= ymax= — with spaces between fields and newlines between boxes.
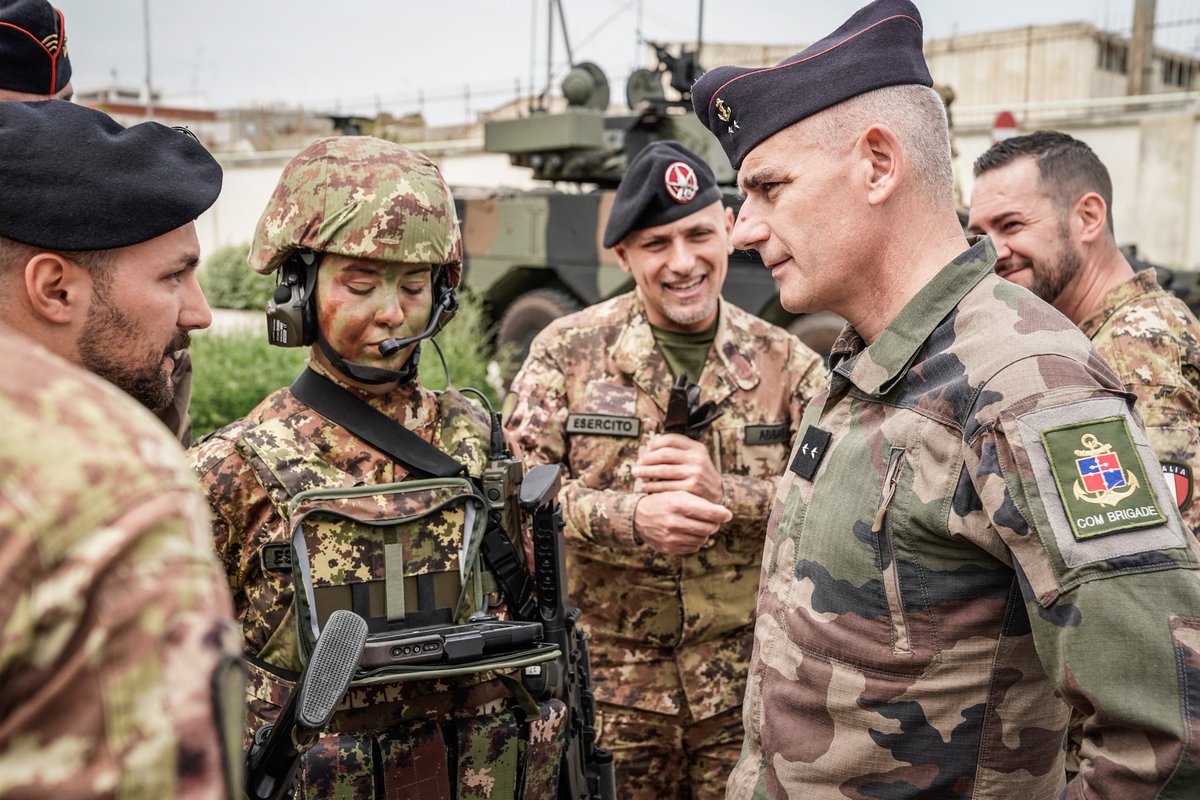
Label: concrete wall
xmin=197 ymin=114 xmax=1200 ymax=272
xmin=956 ymin=110 xmax=1200 ymax=268
xmin=195 ymin=151 xmax=535 ymax=257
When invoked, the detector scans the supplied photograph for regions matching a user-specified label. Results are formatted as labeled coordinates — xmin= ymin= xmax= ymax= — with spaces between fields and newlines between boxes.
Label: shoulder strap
xmin=291 ymin=368 xmax=465 ymax=479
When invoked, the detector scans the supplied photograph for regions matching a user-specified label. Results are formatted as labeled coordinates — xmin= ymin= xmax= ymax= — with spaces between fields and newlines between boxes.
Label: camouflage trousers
xmin=247 ymin=662 xmax=568 ymax=800
xmin=595 ymin=702 xmax=744 ymax=800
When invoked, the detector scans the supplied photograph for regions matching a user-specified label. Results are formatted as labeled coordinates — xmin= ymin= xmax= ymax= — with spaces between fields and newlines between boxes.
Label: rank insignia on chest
xmin=1162 ymin=462 xmax=1193 ymax=510
xmin=260 ymin=543 xmax=293 ymax=573
xmin=1040 ymin=417 xmax=1167 ymax=540
xmin=789 ymin=425 xmax=832 ymax=480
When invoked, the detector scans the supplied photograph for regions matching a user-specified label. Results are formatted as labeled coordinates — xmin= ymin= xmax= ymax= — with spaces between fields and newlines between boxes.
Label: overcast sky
xmin=62 ymin=0 xmax=1200 ymax=124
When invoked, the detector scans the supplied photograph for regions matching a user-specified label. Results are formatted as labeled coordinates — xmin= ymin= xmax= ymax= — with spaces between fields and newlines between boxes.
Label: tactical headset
xmin=265 ymin=248 xmax=460 ymax=361
xmin=266 ymin=250 xmax=318 ymax=348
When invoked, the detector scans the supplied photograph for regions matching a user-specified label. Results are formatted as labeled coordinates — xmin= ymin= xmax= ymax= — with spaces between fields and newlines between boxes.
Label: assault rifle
xmin=244 ymin=609 xmax=368 ymax=800
xmin=479 ymin=412 xmax=537 ymax=620
xmin=518 ymin=464 xmax=616 ymax=800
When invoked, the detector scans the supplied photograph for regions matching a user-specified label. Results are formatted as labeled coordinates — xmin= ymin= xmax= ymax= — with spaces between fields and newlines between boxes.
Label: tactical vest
xmin=234 ymin=404 xmax=566 ymax=799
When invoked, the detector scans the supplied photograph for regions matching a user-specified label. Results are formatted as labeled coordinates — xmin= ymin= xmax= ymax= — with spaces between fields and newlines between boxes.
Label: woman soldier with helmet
xmin=190 ymin=137 xmax=566 ymax=799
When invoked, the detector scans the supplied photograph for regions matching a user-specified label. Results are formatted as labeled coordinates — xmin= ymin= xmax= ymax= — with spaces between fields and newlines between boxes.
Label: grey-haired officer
xmin=505 ymin=140 xmax=827 ymax=800
xmin=691 ymin=0 xmax=1200 ymax=797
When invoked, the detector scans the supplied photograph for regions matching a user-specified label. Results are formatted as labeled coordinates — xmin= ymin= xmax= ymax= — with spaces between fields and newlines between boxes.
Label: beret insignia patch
xmin=663 ymin=161 xmax=698 ymax=204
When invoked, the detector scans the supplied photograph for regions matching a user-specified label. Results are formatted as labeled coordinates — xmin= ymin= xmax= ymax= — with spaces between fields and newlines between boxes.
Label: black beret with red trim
xmin=0 ymin=100 xmax=222 ymax=249
xmin=0 ymin=0 xmax=70 ymax=95
xmin=691 ymin=0 xmax=933 ymax=169
xmin=603 ymin=140 xmax=722 ymax=249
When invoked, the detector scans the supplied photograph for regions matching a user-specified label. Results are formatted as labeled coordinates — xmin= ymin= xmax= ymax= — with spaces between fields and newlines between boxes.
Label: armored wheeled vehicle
xmin=454 ymin=47 xmax=845 ymax=380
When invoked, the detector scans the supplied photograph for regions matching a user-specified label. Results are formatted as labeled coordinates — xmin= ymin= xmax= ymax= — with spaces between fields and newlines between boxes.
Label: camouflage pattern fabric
xmin=594 ymin=702 xmax=743 ymax=800
xmin=247 ymin=136 xmax=462 ymax=280
xmin=504 ymin=292 xmax=827 ymax=791
xmin=0 ymin=322 xmax=242 ymax=799
xmin=1078 ymin=268 xmax=1200 ymax=535
xmin=190 ymin=359 xmax=562 ymax=799
xmin=727 ymin=238 xmax=1200 ymax=799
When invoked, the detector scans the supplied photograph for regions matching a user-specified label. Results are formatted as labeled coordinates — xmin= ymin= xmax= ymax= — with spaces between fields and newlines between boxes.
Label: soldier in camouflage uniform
xmin=691 ymin=1 xmax=1200 ymax=797
xmin=0 ymin=1 xmax=201 ymax=445
xmin=190 ymin=136 xmax=566 ymax=799
xmin=969 ymin=130 xmax=1200 ymax=534
xmin=0 ymin=321 xmax=242 ymax=798
xmin=504 ymin=141 xmax=827 ymax=800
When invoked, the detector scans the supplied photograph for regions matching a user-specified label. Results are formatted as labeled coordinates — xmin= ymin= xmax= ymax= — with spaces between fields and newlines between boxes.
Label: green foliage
xmin=189 ymin=330 xmax=308 ymax=437
xmin=420 ymin=288 xmax=503 ymax=411
xmin=189 ymin=289 xmax=501 ymax=436
xmin=199 ymin=243 xmax=274 ymax=311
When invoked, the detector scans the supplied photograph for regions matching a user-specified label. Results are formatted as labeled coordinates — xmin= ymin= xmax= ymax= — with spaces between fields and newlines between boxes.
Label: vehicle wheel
xmin=496 ymin=288 xmax=582 ymax=384
xmin=787 ymin=311 xmax=845 ymax=363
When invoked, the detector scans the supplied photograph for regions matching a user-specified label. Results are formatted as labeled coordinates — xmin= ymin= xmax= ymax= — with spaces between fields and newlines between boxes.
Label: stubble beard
xmin=78 ymin=293 xmax=188 ymax=413
xmin=663 ymin=293 xmax=719 ymax=328
xmin=1028 ymin=224 xmax=1085 ymax=307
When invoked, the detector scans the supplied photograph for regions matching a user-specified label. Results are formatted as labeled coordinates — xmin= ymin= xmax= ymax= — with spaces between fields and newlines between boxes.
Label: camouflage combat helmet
xmin=249 ymin=136 xmax=463 ymax=288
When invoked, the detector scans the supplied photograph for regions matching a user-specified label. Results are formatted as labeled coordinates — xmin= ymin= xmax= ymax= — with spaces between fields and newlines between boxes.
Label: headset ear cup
xmin=265 ymin=253 xmax=319 ymax=348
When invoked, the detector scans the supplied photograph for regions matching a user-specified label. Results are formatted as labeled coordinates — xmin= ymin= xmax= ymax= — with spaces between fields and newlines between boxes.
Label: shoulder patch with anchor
xmin=1040 ymin=416 xmax=1166 ymax=540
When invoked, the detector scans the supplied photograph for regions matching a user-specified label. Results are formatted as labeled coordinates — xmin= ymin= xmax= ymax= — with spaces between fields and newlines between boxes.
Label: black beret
xmin=0 ymin=0 xmax=70 ymax=95
xmin=603 ymin=141 xmax=722 ymax=248
xmin=691 ymin=0 xmax=933 ymax=169
xmin=0 ymin=100 xmax=223 ymax=250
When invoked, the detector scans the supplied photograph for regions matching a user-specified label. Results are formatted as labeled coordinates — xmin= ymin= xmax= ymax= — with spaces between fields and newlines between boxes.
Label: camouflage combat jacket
xmin=505 ymin=292 xmax=827 ymax=719
xmin=1079 ymin=269 xmax=1200 ymax=535
xmin=727 ymin=240 xmax=1200 ymax=800
xmin=0 ymin=324 xmax=241 ymax=799
xmin=190 ymin=362 xmax=566 ymax=800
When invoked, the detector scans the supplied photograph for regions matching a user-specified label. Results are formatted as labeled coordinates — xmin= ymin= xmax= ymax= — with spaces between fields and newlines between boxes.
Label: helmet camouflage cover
xmin=249 ymin=136 xmax=462 ymax=288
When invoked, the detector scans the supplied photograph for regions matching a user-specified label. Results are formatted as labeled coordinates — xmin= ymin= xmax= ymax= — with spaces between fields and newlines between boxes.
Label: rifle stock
xmin=244 ymin=609 xmax=368 ymax=800
xmin=520 ymin=464 xmax=616 ymax=800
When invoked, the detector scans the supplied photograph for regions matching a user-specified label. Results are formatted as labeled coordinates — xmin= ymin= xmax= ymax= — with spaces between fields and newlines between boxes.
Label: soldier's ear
xmin=1073 ymin=191 xmax=1108 ymax=244
xmin=859 ymin=123 xmax=903 ymax=207
xmin=612 ymin=244 xmax=633 ymax=275
xmin=24 ymin=252 xmax=91 ymax=325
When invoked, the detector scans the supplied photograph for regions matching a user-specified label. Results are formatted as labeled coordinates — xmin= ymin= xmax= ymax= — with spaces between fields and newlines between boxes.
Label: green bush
xmin=419 ymin=289 xmax=503 ymax=412
xmin=189 ymin=329 xmax=308 ymax=437
xmin=189 ymin=289 xmax=501 ymax=436
xmin=199 ymin=243 xmax=274 ymax=311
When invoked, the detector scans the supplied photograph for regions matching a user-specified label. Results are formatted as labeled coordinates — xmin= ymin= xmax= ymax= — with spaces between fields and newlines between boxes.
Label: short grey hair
xmin=795 ymin=84 xmax=955 ymax=206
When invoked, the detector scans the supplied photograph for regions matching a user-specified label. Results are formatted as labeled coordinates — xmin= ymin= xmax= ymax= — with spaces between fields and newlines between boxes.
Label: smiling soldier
xmin=504 ymin=140 xmax=828 ymax=800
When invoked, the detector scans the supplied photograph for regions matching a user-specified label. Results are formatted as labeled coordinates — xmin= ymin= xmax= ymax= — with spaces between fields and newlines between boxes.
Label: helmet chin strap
xmin=316 ymin=331 xmax=420 ymax=386
xmin=312 ymin=264 xmax=458 ymax=387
